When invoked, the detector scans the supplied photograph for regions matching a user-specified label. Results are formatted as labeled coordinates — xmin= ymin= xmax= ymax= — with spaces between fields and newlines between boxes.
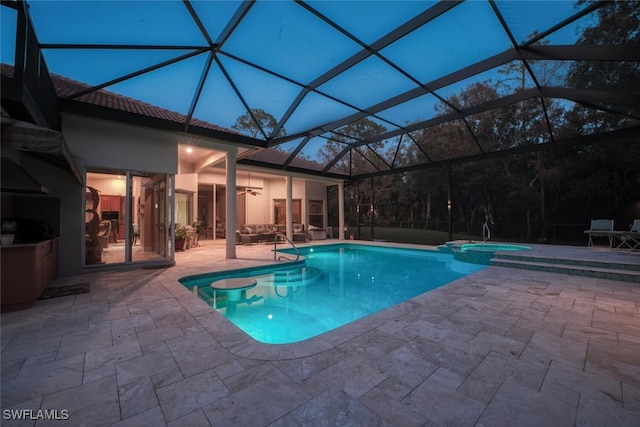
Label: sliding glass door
xmin=130 ymin=173 xmax=170 ymax=262
xmin=85 ymin=170 xmax=171 ymax=267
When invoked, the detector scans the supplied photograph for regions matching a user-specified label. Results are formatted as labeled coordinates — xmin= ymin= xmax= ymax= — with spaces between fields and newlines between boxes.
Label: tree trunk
xmin=425 ymin=193 xmax=431 ymax=229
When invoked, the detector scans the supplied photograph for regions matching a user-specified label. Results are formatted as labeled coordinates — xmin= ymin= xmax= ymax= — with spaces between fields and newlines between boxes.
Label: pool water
xmin=180 ymin=244 xmax=485 ymax=344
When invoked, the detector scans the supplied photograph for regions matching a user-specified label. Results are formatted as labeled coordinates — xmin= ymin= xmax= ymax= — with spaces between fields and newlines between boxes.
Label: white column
xmin=225 ymin=151 xmax=237 ymax=259
xmin=212 ymin=183 xmax=217 ymax=240
xmin=338 ymin=181 xmax=345 ymax=240
xmin=286 ymin=176 xmax=293 ymax=241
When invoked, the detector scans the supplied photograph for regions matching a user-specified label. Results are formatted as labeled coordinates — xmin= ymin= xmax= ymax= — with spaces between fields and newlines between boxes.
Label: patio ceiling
xmin=2 ymin=0 xmax=639 ymax=180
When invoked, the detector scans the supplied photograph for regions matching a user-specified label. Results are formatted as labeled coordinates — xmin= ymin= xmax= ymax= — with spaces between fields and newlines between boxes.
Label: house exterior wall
xmin=9 ymin=113 xmax=342 ymax=278
xmin=63 ymin=115 xmax=178 ymax=173
xmin=57 ymin=114 xmax=180 ymax=276
xmin=245 ymin=182 xmax=271 ymax=225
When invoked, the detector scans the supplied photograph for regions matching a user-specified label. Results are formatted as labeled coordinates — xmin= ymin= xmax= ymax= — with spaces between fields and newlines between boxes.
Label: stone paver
xmin=1 ymin=240 xmax=639 ymax=426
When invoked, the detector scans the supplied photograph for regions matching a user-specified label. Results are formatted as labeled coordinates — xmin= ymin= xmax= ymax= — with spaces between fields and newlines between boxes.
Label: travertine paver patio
xmin=1 ymin=239 xmax=639 ymax=426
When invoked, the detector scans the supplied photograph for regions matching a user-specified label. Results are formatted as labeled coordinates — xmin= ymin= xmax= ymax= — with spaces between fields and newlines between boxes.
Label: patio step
xmin=491 ymin=257 xmax=640 ymax=283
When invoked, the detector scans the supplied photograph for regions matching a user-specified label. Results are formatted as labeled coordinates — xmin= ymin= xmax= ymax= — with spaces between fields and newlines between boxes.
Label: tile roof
xmin=50 ymin=72 xmax=234 ymax=134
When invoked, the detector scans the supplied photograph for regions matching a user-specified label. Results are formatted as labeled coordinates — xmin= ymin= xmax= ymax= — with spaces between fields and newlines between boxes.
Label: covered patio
xmin=1 ymin=240 xmax=639 ymax=425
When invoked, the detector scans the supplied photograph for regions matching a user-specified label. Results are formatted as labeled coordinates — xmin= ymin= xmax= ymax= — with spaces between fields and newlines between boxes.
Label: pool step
xmin=196 ymin=286 xmax=217 ymax=305
xmin=491 ymin=256 xmax=640 ymax=283
xmin=258 ymin=266 xmax=324 ymax=287
xmin=494 ymin=253 xmax=640 ymax=272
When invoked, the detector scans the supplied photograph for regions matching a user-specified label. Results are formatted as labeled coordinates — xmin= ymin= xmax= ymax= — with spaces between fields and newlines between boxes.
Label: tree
xmin=317 ymin=119 xmax=389 ymax=232
xmin=231 ymin=108 xmax=286 ymax=139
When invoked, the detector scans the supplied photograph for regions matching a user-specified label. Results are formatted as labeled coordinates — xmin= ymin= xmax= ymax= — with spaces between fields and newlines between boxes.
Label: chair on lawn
xmin=584 ymin=219 xmax=614 ymax=247
xmin=613 ymin=219 xmax=640 ymax=250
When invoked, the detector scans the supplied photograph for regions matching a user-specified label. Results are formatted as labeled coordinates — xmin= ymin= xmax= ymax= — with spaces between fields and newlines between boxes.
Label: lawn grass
xmin=345 ymin=227 xmax=479 ymax=246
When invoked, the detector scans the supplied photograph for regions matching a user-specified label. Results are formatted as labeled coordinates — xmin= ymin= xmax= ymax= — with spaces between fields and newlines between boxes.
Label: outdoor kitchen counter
xmin=1 ymin=237 xmax=59 ymax=312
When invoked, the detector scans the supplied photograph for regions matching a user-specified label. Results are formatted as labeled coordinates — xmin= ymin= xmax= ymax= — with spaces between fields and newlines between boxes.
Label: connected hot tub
xmin=441 ymin=242 xmax=531 ymax=265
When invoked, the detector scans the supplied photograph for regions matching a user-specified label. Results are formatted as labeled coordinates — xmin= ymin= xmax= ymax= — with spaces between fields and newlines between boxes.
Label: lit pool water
xmin=460 ymin=243 xmax=531 ymax=252
xmin=180 ymin=244 xmax=486 ymax=344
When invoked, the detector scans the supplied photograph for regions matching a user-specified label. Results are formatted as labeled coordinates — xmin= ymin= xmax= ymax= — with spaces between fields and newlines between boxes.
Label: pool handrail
xmin=274 ymin=233 xmax=300 ymax=262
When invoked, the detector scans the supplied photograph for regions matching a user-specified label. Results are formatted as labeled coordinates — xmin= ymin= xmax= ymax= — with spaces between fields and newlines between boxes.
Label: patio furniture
xmin=240 ymin=233 xmax=259 ymax=245
xmin=292 ymin=223 xmax=306 ymax=242
xmin=612 ymin=219 xmax=640 ymax=250
xmin=239 ymin=226 xmax=260 ymax=244
xmin=259 ymin=232 xmax=280 ymax=244
xmin=584 ymin=219 xmax=614 ymax=247
xmin=216 ymin=222 xmax=226 ymax=238
xmin=307 ymin=225 xmax=326 ymax=241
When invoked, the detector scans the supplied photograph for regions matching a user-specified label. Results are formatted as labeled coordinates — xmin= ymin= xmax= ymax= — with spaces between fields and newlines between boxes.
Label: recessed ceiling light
xmin=186 ymin=147 xmax=193 ymax=154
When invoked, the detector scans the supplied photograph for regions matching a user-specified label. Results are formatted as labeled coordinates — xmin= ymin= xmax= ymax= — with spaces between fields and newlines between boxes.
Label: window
xmin=274 ymin=199 xmax=301 ymax=224
xmin=309 ymin=200 xmax=324 ymax=228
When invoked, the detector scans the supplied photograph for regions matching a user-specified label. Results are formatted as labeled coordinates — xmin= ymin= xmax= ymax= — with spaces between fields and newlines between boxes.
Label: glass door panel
xmin=131 ymin=173 xmax=169 ymax=262
xmin=85 ymin=171 xmax=126 ymax=265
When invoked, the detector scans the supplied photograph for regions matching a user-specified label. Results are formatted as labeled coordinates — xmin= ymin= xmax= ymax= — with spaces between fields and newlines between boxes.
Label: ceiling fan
xmin=237 ymin=173 xmax=261 ymax=196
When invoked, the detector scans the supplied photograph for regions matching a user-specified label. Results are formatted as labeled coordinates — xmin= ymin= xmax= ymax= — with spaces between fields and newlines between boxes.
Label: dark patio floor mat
xmin=39 ymin=283 xmax=90 ymax=299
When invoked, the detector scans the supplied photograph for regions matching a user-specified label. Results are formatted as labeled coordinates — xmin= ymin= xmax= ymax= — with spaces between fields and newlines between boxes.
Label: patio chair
xmin=613 ymin=219 xmax=640 ymax=250
xmin=584 ymin=219 xmax=614 ymax=247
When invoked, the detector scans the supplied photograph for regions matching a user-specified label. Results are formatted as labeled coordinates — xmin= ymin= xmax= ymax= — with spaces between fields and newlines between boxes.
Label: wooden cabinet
xmin=1 ymin=238 xmax=59 ymax=312
xmin=100 ymin=195 xmax=121 ymax=212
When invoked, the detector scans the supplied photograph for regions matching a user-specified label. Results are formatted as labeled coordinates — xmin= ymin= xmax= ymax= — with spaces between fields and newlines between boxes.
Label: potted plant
xmin=175 ymin=225 xmax=188 ymax=251
xmin=1 ymin=220 xmax=17 ymax=245
xmin=192 ymin=219 xmax=204 ymax=231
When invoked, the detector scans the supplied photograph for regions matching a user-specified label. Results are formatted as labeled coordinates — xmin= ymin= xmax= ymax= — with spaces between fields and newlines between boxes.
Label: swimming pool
xmin=180 ymin=244 xmax=486 ymax=344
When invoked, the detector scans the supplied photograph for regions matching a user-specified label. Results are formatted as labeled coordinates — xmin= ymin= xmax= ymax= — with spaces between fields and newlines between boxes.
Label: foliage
xmin=354 ymin=227 xmax=476 ymax=246
xmin=231 ymin=108 xmax=286 ymax=139
xmin=175 ymin=225 xmax=189 ymax=240
xmin=318 ymin=118 xmax=388 ymax=175
xmin=333 ymin=5 xmax=640 ymax=245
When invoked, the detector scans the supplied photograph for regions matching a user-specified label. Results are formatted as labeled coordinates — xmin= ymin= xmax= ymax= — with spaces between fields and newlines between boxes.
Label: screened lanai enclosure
xmin=2 ymin=0 xmax=639 ymax=245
